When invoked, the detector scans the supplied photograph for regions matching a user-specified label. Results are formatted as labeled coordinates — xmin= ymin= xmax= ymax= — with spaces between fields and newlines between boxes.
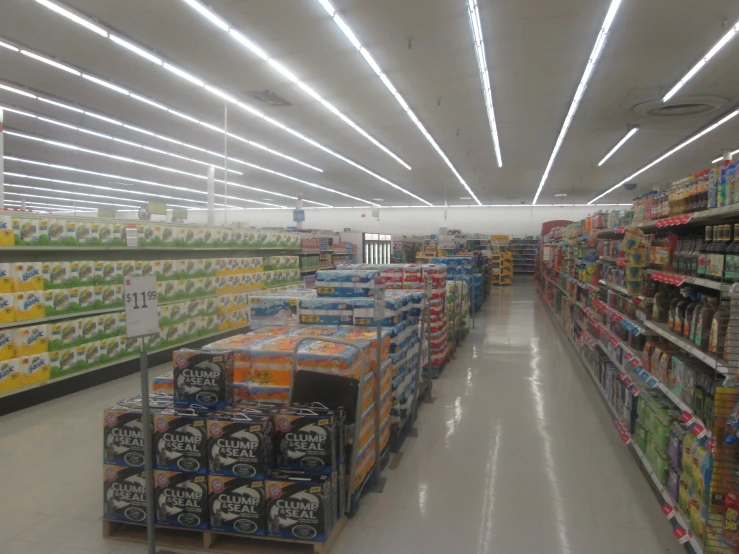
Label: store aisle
xmin=0 ymin=282 xmax=680 ymax=554
xmin=331 ymin=281 xmax=680 ymax=554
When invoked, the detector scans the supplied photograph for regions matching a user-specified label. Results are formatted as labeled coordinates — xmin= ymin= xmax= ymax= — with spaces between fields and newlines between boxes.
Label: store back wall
xmin=177 ymin=206 xmax=612 ymax=236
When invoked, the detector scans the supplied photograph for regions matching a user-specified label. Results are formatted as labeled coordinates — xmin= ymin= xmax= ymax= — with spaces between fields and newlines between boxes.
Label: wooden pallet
xmin=103 ymin=517 xmax=347 ymax=554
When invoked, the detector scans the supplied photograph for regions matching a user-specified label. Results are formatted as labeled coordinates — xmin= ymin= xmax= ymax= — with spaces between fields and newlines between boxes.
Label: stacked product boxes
xmin=335 ymin=263 xmax=447 ymax=368
xmin=10 ymin=215 xmax=302 ymax=249
xmin=104 ymin=350 xmax=341 ymax=541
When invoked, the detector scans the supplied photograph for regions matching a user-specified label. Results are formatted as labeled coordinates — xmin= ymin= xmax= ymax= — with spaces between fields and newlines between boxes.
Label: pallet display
xmin=509 ymin=237 xmax=539 ymax=274
xmin=0 ymin=214 xmax=301 ymax=413
xmin=537 ymin=196 xmax=739 ymax=554
xmin=500 ymin=251 xmax=513 ymax=284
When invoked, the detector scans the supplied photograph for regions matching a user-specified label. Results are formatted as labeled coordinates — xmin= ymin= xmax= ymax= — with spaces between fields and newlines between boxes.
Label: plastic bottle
xmin=709 ymin=298 xmax=730 ymax=354
xmin=653 ymin=284 xmax=671 ymax=323
xmin=688 ymin=294 xmax=704 ymax=342
xmin=684 ymin=293 xmax=699 ymax=339
xmin=712 ymin=225 xmax=729 ymax=281
xmin=697 ymin=226 xmax=711 ymax=277
xmin=727 ymin=224 xmax=739 ymax=281
xmin=669 ymin=291 xmax=682 ymax=330
xmin=675 ymin=289 xmax=691 ymax=335
xmin=695 ymin=295 xmax=718 ymax=350
xmin=708 ymin=166 xmax=719 ymax=209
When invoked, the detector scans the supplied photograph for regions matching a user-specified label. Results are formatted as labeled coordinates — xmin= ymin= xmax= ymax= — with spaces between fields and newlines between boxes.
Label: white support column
xmin=296 ymin=194 xmax=303 ymax=230
xmin=0 ymin=109 xmax=4 ymax=209
xmin=207 ymin=166 xmax=215 ymax=225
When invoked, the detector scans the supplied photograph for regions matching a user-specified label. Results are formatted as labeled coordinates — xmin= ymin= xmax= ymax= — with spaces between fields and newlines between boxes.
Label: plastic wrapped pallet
xmin=315 ymin=270 xmax=379 ymax=297
xmin=298 ymin=297 xmax=353 ymax=325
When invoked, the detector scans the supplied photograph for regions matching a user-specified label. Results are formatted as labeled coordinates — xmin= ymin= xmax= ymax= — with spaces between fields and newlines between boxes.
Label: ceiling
xmin=1 ymin=0 xmax=739 ymax=211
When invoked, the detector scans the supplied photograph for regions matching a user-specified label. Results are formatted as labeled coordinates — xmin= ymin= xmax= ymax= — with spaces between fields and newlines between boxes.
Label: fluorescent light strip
xmin=4 ymin=172 xmax=205 ymax=205
xmin=316 ymin=0 xmax=475 ymax=204
xmin=3 ymin=199 xmax=97 ymax=211
xmin=0 ymin=101 xmax=333 ymax=204
xmin=179 ymin=0 xmax=411 ymax=170
xmin=533 ymin=0 xmax=623 ymax=205
xmin=663 ymin=20 xmax=739 ymax=102
xmin=20 ymin=50 xmax=80 ymax=75
xmin=466 ymin=0 xmax=502 ymax=168
xmin=0 ymin=106 xmax=239 ymax=175
xmin=0 ymin=83 xmax=36 ymax=99
xmin=597 ymin=126 xmax=639 ymax=166
xmin=4 ymin=156 xmax=326 ymax=208
xmin=28 ymin=2 xmax=425 ymax=201
xmin=33 ymin=0 xmax=107 ymax=36
xmin=589 ymin=109 xmax=739 ymax=204
xmin=109 ymin=35 xmax=163 ymax=65
xmin=4 ymin=129 xmax=238 ymax=181
xmin=201 ymin=203 xmax=634 ymax=211
xmin=5 ymin=180 xmax=147 ymax=204
xmin=4 ymin=187 xmax=137 ymax=208
xmin=0 ymin=40 xmax=19 ymax=52
xmin=0 ymin=38 xmax=323 ymax=174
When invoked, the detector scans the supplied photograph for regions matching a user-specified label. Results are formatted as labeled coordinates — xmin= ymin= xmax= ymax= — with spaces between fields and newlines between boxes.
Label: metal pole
xmin=0 ymin=109 xmax=4 ymax=209
xmin=138 ymin=337 xmax=156 ymax=554
xmin=373 ymin=309 xmax=382 ymax=487
xmin=224 ymin=103 xmax=229 ymax=225
xmin=207 ymin=167 xmax=215 ymax=226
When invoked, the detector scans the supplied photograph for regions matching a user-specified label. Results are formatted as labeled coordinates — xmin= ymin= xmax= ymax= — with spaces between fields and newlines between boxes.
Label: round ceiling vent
xmin=632 ymin=95 xmax=729 ymax=117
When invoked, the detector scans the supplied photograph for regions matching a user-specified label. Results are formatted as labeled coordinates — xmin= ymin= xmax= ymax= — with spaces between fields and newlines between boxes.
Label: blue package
xmin=299 ymin=298 xmax=353 ymax=324
xmin=315 ymin=270 xmax=380 ymax=297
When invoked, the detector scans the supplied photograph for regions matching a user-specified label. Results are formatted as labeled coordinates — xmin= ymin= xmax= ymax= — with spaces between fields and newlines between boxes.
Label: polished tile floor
xmin=0 ymin=283 xmax=680 ymax=553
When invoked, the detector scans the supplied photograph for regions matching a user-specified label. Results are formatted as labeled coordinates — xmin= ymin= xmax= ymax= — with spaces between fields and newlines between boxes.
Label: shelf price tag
xmin=680 ymin=412 xmax=697 ymax=426
xmin=624 ymin=353 xmax=634 ymax=362
xmin=673 ymin=526 xmax=692 ymax=544
xmin=691 ymin=423 xmax=708 ymax=439
xmin=661 ymin=504 xmax=676 ymax=518
xmin=124 ymin=276 xmax=159 ymax=339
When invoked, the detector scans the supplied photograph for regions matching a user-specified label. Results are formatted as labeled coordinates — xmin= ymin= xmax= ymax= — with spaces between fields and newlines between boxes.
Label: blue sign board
xmin=293 ymin=209 xmax=305 ymax=222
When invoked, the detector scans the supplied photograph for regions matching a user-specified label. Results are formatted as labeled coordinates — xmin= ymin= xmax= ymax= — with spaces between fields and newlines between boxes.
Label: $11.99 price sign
xmin=124 ymin=276 xmax=159 ymax=339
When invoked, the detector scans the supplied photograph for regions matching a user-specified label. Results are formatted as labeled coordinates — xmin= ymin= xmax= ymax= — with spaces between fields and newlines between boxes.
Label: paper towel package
xmin=298 ymin=298 xmax=353 ymax=325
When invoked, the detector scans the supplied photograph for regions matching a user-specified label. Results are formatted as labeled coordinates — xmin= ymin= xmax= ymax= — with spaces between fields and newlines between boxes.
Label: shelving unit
xmin=509 ymin=237 xmax=538 ymax=274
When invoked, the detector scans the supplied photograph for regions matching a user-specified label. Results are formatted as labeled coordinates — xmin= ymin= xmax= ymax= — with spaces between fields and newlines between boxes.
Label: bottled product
xmin=669 ymin=293 xmax=681 ymax=330
xmin=709 ymin=299 xmax=730 ymax=354
xmin=697 ymin=226 xmax=711 ymax=277
xmin=689 ymin=294 xmax=705 ymax=342
xmin=710 ymin=225 xmax=729 ymax=281
xmin=675 ymin=290 xmax=691 ymax=335
xmin=727 ymin=224 xmax=739 ymax=281
xmin=653 ymin=284 xmax=670 ymax=323
xmin=694 ymin=296 xmax=717 ymax=350
xmin=708 ymin=166 xmax=720 ymax=209
xmin=684 ymin=293 xmax=700 ymax=339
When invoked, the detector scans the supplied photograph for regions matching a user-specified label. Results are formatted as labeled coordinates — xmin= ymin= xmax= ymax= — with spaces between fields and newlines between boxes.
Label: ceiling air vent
xmin=244 ymin=90 xmax=292 ymax=107
xmin=632 ymin=95 xmax=729 ymax=118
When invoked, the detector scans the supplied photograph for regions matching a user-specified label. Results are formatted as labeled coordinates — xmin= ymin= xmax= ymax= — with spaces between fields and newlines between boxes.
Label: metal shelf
xmin=643 ymin=319 xmax=729 ymax=373
xmin=598 ymin=279 xmax=629 ymax=296
xmin=542 ymin=298 xmax=705 ymax=554
xmin=0 ymin=323 xmax=251 ymax=401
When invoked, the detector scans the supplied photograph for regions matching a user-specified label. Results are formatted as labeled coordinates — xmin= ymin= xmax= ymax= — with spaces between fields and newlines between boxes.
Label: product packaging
xmin=172 ymin=350 xmax=234 ymax=409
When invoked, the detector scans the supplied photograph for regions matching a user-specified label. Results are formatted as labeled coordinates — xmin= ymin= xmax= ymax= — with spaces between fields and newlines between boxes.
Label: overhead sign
xmin=97 ymin=208 xmax=116 ymax=219
xmin=148 ymin=202 xmax=167 ymax=215
xmin=124 ymin=276 xmax=159 ymax=339
xmin=293 ymin=209 xmax=305 ymax=222
xmin=172 ymin=207 xmax=188 ymax=220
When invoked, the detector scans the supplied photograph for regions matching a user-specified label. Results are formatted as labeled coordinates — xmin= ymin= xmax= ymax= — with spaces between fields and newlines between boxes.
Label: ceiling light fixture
xmin=5 ymin=181 xmax=148 ymax=204
xmin=597 ymin=126 xmax=639 ymax=166
xmin=33 ymin=0 xmax=108 ymax=36
xmin=180 ymin=0 xmax=411 ymax=170
xmin=20 ymin=49 xmax=80 ymax=75
xmin=314 ymin=0 xmax=478 ymax=202
xmin=533 ymin=0 xmax=623 ymax=204
xmin=0 ymin=102 xmax=340 ymax=204
xmin=0 ymin=40 xmax=19 ymax=52
xmin=109 ymin=35 xmax=163 ymax=65
xmin=38 ymin=97 xmax=83 ymax=112
xmin=466 ymin=0 xmax=502 ymax=168
xmin=589 ymin=108 xmax=739 ymax=203
xmin=81 ymin=73 xmax=129 ymax=95
xmin=663 ymin=19 xmax=739 ymax=102
xmin=5 ymin=172 xmax=206 ymax=205
xmin=0 ymin=83 xmax=36 ymax=99
xmin=5 ymin=186 xmax=137 ymax=208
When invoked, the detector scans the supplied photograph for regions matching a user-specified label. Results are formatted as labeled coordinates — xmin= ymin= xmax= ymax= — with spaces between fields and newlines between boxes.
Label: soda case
xmin=209 ymin=476 xmax=266 ymax=536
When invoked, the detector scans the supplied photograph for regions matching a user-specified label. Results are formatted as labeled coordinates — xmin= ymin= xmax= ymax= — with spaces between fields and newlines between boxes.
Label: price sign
xmin=691 ymin=423 xmax=708 ymax=439
xmin=124 ymin=276 xmax=159 ymax=339
xmin=661 ymin=504 xmax=676 ymax=518
xmin=673 ymin=526 xmax=691 ymax=544
xmin=680 ymin=411 xmax=697 ymax=426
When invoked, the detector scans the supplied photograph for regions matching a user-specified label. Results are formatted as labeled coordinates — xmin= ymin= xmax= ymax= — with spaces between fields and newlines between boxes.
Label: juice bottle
xmin=695 ymin=295 xmax=717 ymax=350
xmin=709 ymin=298 xmax=730 ymax=354
xmin=697 ymin=226 xmax=711 ymax=277
xmin=684 ymin=293 xmax=699 ymax=339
